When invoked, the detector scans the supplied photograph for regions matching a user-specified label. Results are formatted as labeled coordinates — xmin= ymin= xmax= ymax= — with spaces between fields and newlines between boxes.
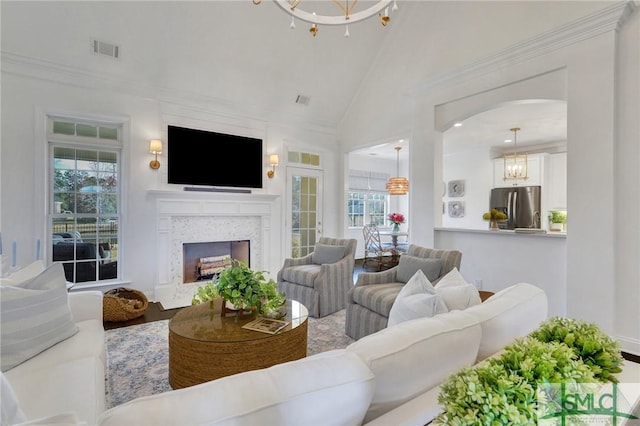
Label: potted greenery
xmin=434 ymin=317 xmax=624 ymax=425
xmin=548 ymin=210 xmax=567 ymax=232
xmin=482 ymin=208 xmax=508 ymax=230
xmin=192 ymin=259 xmax=285 ymax=318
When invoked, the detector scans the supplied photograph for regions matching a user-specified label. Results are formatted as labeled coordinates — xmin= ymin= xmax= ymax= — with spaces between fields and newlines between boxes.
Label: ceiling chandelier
xmin=503 ymin=127 xmax=528 ymax=181
xmin=252 ymin=0 xmax=399 ymax=37
xmin=386 ymin=146 xmax=409 ymax=195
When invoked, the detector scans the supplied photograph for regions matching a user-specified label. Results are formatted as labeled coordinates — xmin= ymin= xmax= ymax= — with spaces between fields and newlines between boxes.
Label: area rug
xmin=105 ymin=309 xmax=354 ymax=409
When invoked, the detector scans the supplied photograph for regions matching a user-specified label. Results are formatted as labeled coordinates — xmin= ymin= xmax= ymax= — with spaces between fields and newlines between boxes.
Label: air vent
xmin=91 ymin=39 xmax=120 ymax=59
xmin=295 ymin=94 xmax=311 ymax=106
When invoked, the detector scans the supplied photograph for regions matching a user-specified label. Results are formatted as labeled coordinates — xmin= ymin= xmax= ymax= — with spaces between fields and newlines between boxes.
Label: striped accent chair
xmin=345 ymin=245 xmax=462 ymax=340
xmin=277 ymin=237 xmax=357 ymax=318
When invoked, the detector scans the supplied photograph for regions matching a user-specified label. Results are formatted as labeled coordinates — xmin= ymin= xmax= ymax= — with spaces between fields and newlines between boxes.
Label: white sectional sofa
xmin=2 ymin=290 xmax=105 ymax=426
xmin=99 ymin=282 xmax=549 ymax=425
xmin=1 ymin=261 xmax=106 ymax=426
xmin=6 ymin=274 xmax=608 ymax=426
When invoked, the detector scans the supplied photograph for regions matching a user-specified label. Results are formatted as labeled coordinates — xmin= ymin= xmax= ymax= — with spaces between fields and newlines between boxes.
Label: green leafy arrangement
xmin=435 ymin=317 xmax=623 ymax=425
xmin=529 ymin=316 xmax=623 ymax=382
xmin=548 ymin=210 xmax=567 ymax=224
xmin=191 ymin=259 xmax=285 ymax=317
xmin=435 ymin=362 xmax=538 ymax=425
xmin=482 ymin=208 xmax=508 ymax=221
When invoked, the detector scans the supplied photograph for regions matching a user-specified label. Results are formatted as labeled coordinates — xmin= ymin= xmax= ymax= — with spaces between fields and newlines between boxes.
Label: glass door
xmin=286 ymin=167 xmax=323 ymax=258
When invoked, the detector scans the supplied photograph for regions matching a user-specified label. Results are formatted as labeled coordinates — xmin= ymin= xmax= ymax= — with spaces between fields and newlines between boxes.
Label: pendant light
xmin=503 ymin=127 xmax=528 ymax=181
xmin=386 ymin=146 xmax=409 ymax=195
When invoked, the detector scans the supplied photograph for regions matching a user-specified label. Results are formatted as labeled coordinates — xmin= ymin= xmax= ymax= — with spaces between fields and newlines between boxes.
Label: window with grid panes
xmin=49 ymin=117 xmax=122 ymax=284
xmin=347 ymin=170 xmax=389 ymax=227
xmin=347 ymin=192 xmax=388 ymax=227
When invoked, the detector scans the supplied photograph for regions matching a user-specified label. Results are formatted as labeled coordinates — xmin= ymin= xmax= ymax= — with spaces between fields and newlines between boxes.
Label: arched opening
xmin=440 ymin=100 xmax=567 ymax=232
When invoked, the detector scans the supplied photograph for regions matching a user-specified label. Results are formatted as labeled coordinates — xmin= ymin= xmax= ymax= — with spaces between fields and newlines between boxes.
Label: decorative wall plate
xmin=448 ymin=180 xmax=465 ymax=197
xmin=448 ymin=201 xmax=465 ymax=218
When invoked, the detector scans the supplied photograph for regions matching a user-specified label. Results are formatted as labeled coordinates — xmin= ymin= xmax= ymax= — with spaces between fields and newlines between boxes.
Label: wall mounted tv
xmin=167 ymin=125 xmax=263 ymax=189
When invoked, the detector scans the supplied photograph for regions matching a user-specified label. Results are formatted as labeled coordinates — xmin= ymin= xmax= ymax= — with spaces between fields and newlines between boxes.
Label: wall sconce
xmin=267 ymin=154 xmax=279 ymax=178
xmin=149 ymin=139 xmax=162 ymax=170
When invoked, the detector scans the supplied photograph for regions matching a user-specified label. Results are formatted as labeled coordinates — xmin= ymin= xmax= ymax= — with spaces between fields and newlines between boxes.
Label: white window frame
xmin=46 ymin=114 xmax=126 ymax=286
xmin=347 ymin=170 xmax=390 ymax=228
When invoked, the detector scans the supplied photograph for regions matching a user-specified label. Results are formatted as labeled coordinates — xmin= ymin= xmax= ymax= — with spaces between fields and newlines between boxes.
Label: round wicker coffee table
xmin=168 ymin=298 xmax=308 ymax=389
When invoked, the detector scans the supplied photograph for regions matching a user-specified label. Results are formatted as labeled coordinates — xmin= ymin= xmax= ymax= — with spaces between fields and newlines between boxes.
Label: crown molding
xmin=410 ymin=1 xmax=635 ymax=96
xmin=0 ymin=51 xmax=338 ymax=134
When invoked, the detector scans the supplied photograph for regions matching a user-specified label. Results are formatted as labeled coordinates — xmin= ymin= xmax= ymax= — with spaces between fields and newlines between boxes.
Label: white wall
xmin=614 ymin=6 xmax=640 ymax=355
xmin=0 ymin=70 xmax=341 ymax=297
xmin=441 ymin=148 xmax=494 ymax=229
xmin=340 ymin=2 xmax=640 ymax=354
xmin=436 ymin=230 xmax=567 ymax=318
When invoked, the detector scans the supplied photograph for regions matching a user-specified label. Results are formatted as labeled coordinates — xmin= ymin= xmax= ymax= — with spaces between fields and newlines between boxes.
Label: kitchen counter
xmin=434 ymin=227 xmax=567 ymax=317
xmin=435 ymin=227 xmax=566 ymax=238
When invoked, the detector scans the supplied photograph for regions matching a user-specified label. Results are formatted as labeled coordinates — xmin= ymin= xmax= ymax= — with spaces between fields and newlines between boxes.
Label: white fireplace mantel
xmin=149 ymin=190 xmax=281 ymax=308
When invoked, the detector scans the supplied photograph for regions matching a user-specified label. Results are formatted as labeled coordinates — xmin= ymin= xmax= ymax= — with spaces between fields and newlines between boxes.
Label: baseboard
xmin=618 ymin=335 xmax=640 ymax=358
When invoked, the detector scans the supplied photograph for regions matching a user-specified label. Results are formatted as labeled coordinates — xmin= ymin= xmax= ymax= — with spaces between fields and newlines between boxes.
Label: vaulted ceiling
xmin=1 ymin=1 xmax=611 ymax=147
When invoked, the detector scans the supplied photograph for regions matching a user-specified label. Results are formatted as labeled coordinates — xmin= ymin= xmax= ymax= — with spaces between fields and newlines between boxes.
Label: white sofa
xmin=1 ymin=261 xmax=105 ymax=426
xmin=96 ymin=282 xmax=549 ymax=426
xmin=2 ymin=290 xmax=105 ymax=426
xmin=3 ymin=280 xmax=552 ymax=425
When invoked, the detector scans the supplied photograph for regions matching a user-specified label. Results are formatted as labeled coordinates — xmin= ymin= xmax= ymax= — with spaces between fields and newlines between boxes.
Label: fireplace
xmin=183 ymin=240 xmax=250 ymax=283
xmin=151 ymin=192 xmax=279 ymax=309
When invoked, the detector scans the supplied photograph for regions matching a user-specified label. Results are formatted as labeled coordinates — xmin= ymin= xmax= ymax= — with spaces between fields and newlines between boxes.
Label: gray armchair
xmin=345 ymin=245 xmax=462 ymax=340
xmin=277 ymin=237 xmax=357 ymax=318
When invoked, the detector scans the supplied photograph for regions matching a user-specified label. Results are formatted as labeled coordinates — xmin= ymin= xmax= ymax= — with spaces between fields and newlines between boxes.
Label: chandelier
xmin=253 ymin=0 xmax=399 ymax=37
xmin=386 ymin=146 xmax=409 ymax=195
xmin=503 ymin=127 xmax=528 ymax=181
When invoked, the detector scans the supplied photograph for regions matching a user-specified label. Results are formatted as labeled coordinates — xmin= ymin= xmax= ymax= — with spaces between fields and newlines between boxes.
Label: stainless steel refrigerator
xmin=490 ymin=186 xmax=541 ymax=229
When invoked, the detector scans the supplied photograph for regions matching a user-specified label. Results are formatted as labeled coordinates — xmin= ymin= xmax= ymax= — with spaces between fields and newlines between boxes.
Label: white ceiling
xmin=443 ymin=100 xmax=568 ymax=156
xmin=1 ymin=0 xmax=601 ymax=160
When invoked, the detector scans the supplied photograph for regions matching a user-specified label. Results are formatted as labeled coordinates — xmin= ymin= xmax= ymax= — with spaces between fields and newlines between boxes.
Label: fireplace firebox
xmin=183 ymin=240 xmax=249 ymax=283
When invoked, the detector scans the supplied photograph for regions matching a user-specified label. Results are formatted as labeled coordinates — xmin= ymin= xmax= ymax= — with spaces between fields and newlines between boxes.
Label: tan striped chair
xmin=277 ymin=237 xmax=357 ymax=318
xmin=345 ymin=245 xmax=462 ymax=340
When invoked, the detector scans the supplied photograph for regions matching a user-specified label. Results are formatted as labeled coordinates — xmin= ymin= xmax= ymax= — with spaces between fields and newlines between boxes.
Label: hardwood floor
xmin=103 ymin=301 xmax=180 ymax=330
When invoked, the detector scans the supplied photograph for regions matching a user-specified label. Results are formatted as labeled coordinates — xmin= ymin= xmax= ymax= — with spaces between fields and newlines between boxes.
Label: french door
xmin=285 ymin=167 xmax=323 ymax=258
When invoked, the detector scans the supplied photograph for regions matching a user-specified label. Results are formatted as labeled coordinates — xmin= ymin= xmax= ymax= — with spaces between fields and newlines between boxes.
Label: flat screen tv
xmin=167 ymin=125 xmax=263 ymax=189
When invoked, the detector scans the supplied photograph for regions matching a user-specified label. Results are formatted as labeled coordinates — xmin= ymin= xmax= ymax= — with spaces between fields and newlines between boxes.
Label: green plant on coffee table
xmin=192 ymin=280 xmax=220 ymax=306
xmin=191 ymin=258 xmax=285 ymax=317
xmin=259 ymin=281 xmax=286 ymax=319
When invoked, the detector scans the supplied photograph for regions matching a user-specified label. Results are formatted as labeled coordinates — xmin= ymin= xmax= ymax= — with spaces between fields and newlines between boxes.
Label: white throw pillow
xmin=388 ymin=270 xmax=448 ymax=327
xmin=0 ymin=263 xmax=79 ymax=372
xmin=434 ymin=267 xmax=482 ymax=311
xmin=4 ymin=260 xmax=45 ymax=283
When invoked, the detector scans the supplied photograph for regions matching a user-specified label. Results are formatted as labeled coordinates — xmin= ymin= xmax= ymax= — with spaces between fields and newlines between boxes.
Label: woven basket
xmin=103 ymin=287 xmax=149 ymax=322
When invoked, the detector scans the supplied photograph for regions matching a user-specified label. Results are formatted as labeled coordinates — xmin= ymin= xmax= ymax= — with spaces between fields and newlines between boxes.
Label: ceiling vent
xmin=91 ymin=39 xmax=120 ymax=59
xmin=295 ymin=95 xmax=311 ymax=106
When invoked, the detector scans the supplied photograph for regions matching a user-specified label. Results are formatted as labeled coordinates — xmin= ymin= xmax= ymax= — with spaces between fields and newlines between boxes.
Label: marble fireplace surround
xmin=150 ymin=191 xmax=280 ymax=309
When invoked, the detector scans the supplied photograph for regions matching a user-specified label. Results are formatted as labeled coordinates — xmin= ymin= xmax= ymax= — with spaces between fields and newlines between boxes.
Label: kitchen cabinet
xmin=493 ymin=153 xmax=545 ymax=188
xmin=545 ymin=152 xmax=567 ymax=209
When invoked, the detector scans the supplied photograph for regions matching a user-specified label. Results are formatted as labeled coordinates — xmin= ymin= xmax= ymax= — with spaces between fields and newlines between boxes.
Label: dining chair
xmin=362 ymin=224 xmax=395 ymax=271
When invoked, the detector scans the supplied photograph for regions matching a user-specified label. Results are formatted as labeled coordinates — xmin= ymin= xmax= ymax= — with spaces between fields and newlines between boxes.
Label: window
xmin=49 ymin=118 xmax=122 ymax=285
xmin=348 ymin=192 xmax=387 ymax=227
xmin=348 ymin=170 xmax=389 ymax=227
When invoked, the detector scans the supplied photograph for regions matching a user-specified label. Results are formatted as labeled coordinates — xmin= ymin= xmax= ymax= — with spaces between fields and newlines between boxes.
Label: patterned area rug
xmin=105 ymin=309 xmax=354 ymax=409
